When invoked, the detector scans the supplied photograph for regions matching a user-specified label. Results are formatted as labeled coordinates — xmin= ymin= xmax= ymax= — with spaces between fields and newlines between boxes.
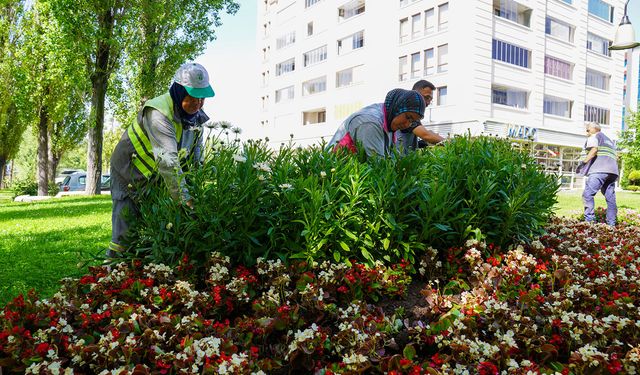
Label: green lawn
xmin=0 ymin=195 xmax=111 ymax=305
xmin=0 ymin=190 xmax=638 ymax=306
xmin=554 ymin=190 xmax=640 ymax=217
xmin=0 ymin=189 xmax=12 ymax=202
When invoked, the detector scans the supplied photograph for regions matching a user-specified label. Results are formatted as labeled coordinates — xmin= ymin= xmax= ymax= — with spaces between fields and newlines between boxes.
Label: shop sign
xmin=506 ymin=124 xmax=538 ymax=141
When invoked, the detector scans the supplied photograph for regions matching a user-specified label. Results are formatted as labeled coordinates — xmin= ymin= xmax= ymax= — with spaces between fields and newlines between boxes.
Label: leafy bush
xmin=629 ymin=170 xmax=640 ymax=186
xmin=11 ymin=178 xmax=59 ymax=198
xmin=627 ymin=185 xmax=640 ymax=192
xmin=124 ymin=136 xmax=559 ymax=270
xmin=11 ymin=178 xmax=37 ymax=197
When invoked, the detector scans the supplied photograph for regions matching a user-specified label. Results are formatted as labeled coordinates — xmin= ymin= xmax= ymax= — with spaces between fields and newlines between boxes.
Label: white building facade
xmin=257 ymin=0 xmax=626 ymax=188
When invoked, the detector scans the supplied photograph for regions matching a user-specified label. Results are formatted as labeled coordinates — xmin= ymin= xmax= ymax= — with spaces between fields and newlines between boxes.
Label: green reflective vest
xmin=127 ymin=93 xmax=183 ymax=178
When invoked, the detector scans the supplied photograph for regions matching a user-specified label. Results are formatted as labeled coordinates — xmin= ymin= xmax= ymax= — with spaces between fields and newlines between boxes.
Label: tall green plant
xmin=124 ymin=136 xmax=559 ymax=273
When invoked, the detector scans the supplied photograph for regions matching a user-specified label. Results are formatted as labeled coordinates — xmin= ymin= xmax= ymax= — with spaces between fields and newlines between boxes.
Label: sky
xmin=196 ymin=0 xmax=259 ymax=139
xmin=197 ymin=0 xmax=640 ymax=140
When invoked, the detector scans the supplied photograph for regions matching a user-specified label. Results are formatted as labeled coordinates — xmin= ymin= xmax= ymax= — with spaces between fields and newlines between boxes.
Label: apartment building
xmin=257 ymin=0 xmax=626 ymax=187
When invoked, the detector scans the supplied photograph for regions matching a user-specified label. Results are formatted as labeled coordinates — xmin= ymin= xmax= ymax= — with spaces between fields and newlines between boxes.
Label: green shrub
xmin=11 ymin=178 xmax=37 ymax=197
xmin=627 ymin=185 xmax=640 ymax=192
xmin=123 ymin=136 xmax=559 ymax=270
xmin=629 ymin=170 xmax=640 ymax=186
xmin=11 ymin=178 xmax=60 ymax=198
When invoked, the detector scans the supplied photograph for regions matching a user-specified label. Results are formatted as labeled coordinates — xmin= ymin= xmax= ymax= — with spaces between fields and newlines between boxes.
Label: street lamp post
xmin=610 ymin=0 xmax=640 ymax=50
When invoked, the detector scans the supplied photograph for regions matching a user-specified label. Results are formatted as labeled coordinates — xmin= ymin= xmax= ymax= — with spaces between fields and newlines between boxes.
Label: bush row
xmin=123 ymin=136 xmax=559 ymax=270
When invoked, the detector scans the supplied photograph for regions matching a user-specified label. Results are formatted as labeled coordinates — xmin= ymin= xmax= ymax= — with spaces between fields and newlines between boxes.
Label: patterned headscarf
xmin=383 ymin=88 xmax=426 ymax=132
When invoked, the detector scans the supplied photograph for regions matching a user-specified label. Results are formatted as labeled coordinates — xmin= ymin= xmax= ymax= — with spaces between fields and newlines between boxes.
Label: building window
xmin=338 ymin=0 xmax=365 ymax=21
xmin=275 ymin=86 xmax=294 ymax=103
xmin=411 ymin=52 xmax=421 ymax=78
xmin=493 ymin=0 xmax=532 ymax=27
xmin=337 ymin=31 xmax=364 ymax=55
xmin=303 ymin=109 xmax=326 ymax=125
xmin=276 ymin=58 xmax=295 ymax=76
xmin=424 ymin=8 xmax=435 ymax=34
xmin=400 ymin=0 xmax=408 ymax=6
xmin=411 ymin=13 xmax=422 ymax=39
xmin=304 ymin=45 xmax=327 ymax=67
xmin=544 ymin=56 xmax=572 ymax=80
xmin=399 ymin=18 xmax=409 ymax=43
xmin=438 ymin=3 xmax=449 ymax=30
xmin=544 ymin=96 xmax=572 ymax=118
xmin=545 ymin=17 xmax=574 ymax=43
xmin=261 ymin=95 xmax=269 ymax=110
xmin=305 ymin=0 xmax=320 ymax=8
xmin=424 ymin=48 xmax=435 ymax=75
xmin=492 ymin=39 xmax=530 ymax=68
xmin=587 ymin=32 xmax=611 ymax=56
xmin=336 ymin=65 xmax=363 ymax=88
xmin=399 ymin=56 xmax=408 ymax=81
xmin=276 ymin=31 xmax=296 ymax=49
xmin=437 ymin=86 xmax=448 ymax=106
xmin=586 ymin=69 xmax=610 ymax=90
xmin=302 ymin=76 xmax=327 ymax=96
xmin=588 ymin=0 xmax=614 ymax=23
xmin=307 ymin=22 xmax=314 ymax=36
xmin=437 ymin=44 xmax=448 ymax=73
xmin=585 ymin=104 xmax=610 ymax=124
xmin=492 ymin=86 xmax=528 ymax=109
xmin=561 ymin=0 xmax=572 ymax=4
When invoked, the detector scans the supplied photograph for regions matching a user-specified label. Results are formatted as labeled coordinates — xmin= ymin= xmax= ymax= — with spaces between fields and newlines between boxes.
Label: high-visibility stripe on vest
xmin=597 ymin=145 xmax=617 ymax=159
xmin=127 ymin=93 xmax=183 ymax=177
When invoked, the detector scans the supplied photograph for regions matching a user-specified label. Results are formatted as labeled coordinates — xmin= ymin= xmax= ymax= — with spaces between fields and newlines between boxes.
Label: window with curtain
xmin=438 ymin=44 xmax=448 ymax=72
xmin=587 ymin=32 xmax=611 ymax=56
xmin=425 ymin=8 xmax=435 ymax=34
xmin=411 ymin=52 xmax=421 ymax=78
xmin=438 ymin=3 xmax=448 ymax=30
xmin=545 ymin=17 xmax=573 ymax=42
xmin=437 ymin=86 xmax=448 ymax=105
xmin=424 ymin=48 xmax=434 ymax=75
xmin=412 ymin=13 xmax=421 ymax=38
xmin=544 ymin=56 xmax=572 ymax=80
xmin=399 ymin=18 xmax=409 ymax=43
xmin=544 ymin=96 xmax=572 ymax=118
xmin=584 ymin=104 xmax=610 ymax=124
xmin=492 ymin=86 xmax=528 ymax=109
xmin=585 ymin=69 xmax=610 ymax=90
xmin=399 ymin=56 xmax=408 ymax=81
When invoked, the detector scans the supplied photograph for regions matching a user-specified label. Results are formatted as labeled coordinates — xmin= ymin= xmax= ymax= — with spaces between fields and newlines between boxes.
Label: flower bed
xmin=1 ymin=217 xmax=639 ymax=374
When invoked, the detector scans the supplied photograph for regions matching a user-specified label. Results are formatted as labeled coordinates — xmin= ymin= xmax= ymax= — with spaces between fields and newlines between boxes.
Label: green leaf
xmin=339 ymin=241 xmax=350 ymax=252
xmin=333 ymin=251 xmax=341 ymax=262
xmin=403 ymin=344 xmax=416 ymax=361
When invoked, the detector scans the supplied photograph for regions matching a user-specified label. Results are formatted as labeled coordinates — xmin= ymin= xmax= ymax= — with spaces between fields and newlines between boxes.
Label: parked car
xmin=55 ymin=169 xmax=84 ymax=184
xmin=60 ymin=172 xmax=110 ymax=192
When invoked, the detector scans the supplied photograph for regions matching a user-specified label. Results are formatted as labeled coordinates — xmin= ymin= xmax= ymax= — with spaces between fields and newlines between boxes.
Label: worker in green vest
xmin=108 ymin=62 xmax=215 ymax=257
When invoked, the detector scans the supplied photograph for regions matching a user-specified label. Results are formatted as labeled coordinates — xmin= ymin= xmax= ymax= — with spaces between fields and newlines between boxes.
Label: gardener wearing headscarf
xmin=108 ymin=62 xmax=215 ymax=257
xmin=328 ymin=88 xmax=426 ymax=158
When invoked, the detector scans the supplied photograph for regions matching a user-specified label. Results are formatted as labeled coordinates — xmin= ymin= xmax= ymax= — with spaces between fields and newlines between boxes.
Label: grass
xmin=554 ymin=190 xmax=640 ymax=217
xmin=0 ymin=189 xmax=12 ymax=202
xmin=0 ymin=195 xmax=111 ymax=305
xmin=0 ymin=189 xmax=638 ymax=306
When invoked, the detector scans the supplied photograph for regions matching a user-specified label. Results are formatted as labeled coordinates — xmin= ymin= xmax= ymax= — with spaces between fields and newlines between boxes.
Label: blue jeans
xmin=583 ymin=173 xmax=618 ymax=226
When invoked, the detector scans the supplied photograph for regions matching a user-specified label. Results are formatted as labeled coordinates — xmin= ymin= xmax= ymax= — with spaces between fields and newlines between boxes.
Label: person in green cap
xmin=107 ymin=62 xmax=215 ymax=258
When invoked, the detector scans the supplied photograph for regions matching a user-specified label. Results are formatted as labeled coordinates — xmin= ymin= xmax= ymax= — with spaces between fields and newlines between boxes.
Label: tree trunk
xmin=48 ymin=136 xmax=55 ymax=184
xmin=49 ymin=150 xmax=61 ymax=185
xmin=0 ymin=155 xmax=6 ymax=189
xmin=37 ymin=104 xmax=49 ymax=196
xmin=85 ymin=9 xmax=115 ymax=195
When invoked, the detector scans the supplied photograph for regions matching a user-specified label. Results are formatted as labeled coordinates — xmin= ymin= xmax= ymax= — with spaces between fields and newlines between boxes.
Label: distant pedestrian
xmin=581 ymin=122 xmax=619 ymax=226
